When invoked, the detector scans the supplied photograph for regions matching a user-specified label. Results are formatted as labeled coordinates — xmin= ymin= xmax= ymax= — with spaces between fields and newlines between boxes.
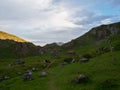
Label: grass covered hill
xmin=0 ymin=39 xmax=42 ymax=58
xmin=0 ymin=31 xmax=42 ymax=58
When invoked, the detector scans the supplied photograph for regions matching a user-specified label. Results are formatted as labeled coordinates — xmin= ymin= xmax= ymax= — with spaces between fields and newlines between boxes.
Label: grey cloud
xmin=0 ymin=0 xmax=120 ymax=46
xmin=109 ymin=0 xmax=120 ymax=7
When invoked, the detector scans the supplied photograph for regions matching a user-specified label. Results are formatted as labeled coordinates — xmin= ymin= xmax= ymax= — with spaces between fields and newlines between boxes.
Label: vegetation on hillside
xmin=0 ymin=22 xmax=120 ymax=90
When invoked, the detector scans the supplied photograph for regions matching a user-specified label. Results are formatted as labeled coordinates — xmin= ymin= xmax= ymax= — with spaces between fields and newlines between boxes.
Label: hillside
xmin=0 ymin=31 xmax=42 ymax=58
xmin=0 ymin=31 xmax=26 ymax=42
xmin=0 ymin=22 xmax=120 ymax=90
xmin=62 ymin=22 xmax=120 ymax=48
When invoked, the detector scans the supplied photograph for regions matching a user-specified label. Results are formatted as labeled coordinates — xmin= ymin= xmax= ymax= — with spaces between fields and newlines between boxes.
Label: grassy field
xmin=0 ymin=51 xmax=120 ymax=90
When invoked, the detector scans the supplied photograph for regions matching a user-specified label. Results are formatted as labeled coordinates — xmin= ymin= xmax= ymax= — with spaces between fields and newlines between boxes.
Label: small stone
xmin=71 ymin=59 xmax=76 ymax=63
xmin=40 ymin=72 xmax=47 ymax=77
xmin=4 ymin=76 xmax=10 ymax=80
xmin=32 ymin=67 xmax=38 ymax=72
xmin=17 ymin=72 xmax=22 ymax=75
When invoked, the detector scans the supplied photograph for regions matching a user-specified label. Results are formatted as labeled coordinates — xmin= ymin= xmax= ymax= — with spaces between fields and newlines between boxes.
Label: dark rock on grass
xmin=23 ymin=70 xmax=32 ymax=80
xmin=32 ymin=67 xmax=38 ymax=72
xmin=79 ymin=57 xmax=89 ymax=62
xmin=0 ymin=78 xmax=4 ymax=82
xmin=72 ymin=74 xmax=89 ymax=84
xmin=14 ymin=59 xmax=25 ymax=65
xmin=40 ymin=72 xmax=47 ymax=77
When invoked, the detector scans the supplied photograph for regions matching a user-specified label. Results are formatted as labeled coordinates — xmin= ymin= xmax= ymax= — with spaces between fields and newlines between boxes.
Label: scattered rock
xmin=4 ymin=76 xmax=10 ymax=80
xmin=23 ymin=70 xmax=32 ymax=80
xmin=80 ymin=58 xmax=89 ymax=62
xmin=72 ymin=74 xmax=89 ymax=84
xmin=17 ymin=72 xmax=22 ymax=75
xmin=40 ymin=72 xmax=47 ymax=77
xmin=62 ymin=61 xmax=68 ymax=65
xmin=71 ymin=59 xmax=76 ymax=64
xmin=14 ymin=59 xmax=25 ymax=65
xmin=32 ymin=67 xmax=38 ymax=72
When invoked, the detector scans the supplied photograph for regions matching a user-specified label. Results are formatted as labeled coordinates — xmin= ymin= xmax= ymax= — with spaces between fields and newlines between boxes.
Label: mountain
xmin=42 ymin=22 xmax=120 ymax=58
xmin=0 ymin=22 xmax=120 ymax=90
xmin=0 ymin=22 xmax=120 ymax=58
xmin=0 ymin=31 xmax=42 ymax=58
xmin=62 ymin=22 xmax=120 ymax=48
xmin=0 ymin=31 xmax=26 ymax=42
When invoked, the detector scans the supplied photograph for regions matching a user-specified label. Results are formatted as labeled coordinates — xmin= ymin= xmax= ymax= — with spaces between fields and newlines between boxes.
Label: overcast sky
xmin=0 ymin=0 xmax=120 ymax=46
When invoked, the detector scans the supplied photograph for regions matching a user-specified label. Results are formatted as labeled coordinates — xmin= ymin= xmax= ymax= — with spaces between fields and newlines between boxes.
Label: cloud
xmin=0 ymin=0 xmax=80 ymax=29
xmin=0 ymin=0 xmax=120 ymax=46
xmin=109 ymin=0 xmax=120 ymax=7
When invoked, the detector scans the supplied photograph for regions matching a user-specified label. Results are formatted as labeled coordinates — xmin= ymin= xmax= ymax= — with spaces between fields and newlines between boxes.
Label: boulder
xmin=23 ymin=70 xmax=32 ymax=80
xmin=80 ymin=58 xmax=89 ymax=62
xmin=40 ymin=72 xmax=47 ymax=77
xmin=72 ymin=74 xmax=89 ymax=84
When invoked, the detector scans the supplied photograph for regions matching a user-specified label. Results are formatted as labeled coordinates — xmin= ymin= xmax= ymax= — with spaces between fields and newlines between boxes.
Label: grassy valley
xmin=0 ymin=22 xmax=120 ymax=90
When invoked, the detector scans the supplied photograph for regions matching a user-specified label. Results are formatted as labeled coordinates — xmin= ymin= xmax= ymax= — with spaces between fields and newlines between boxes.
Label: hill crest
xmin=0 ymin=31 xmax=27 ymax=42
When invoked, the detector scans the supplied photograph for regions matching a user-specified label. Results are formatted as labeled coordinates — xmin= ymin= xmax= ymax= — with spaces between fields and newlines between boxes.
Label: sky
xmin=0 ymin=0 xmax=120 ymax=46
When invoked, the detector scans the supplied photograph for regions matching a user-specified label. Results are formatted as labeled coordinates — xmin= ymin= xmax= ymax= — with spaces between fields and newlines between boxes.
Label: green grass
xmin=0 ymin=51 xmax=120 ymax=90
